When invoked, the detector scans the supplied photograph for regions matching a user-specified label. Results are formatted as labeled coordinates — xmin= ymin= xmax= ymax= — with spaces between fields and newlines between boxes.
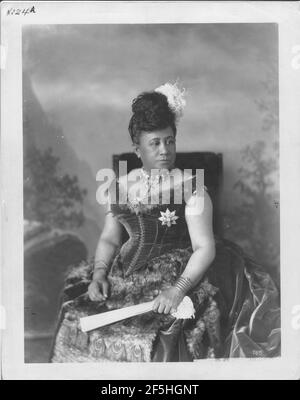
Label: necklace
xmin=127 ymin=167 xmax=173 ymax=208
xmin=140 ymin=167 xmax=171 ymax=187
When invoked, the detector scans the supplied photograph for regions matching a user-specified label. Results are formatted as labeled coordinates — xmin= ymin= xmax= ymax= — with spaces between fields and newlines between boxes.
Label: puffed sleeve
xmin=184 ymin=174 xmax=208 ymax=216
xmin=183 ymin=174 xmax=207 ymax=201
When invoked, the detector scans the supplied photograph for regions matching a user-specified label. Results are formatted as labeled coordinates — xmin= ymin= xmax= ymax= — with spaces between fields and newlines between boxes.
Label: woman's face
xmin=134 ymin=126 xmax=176 ymax=172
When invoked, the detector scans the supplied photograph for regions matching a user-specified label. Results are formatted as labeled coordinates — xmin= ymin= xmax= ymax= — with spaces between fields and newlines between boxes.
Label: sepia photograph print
xmin=1 ymin=1 xmax=300 ymax=380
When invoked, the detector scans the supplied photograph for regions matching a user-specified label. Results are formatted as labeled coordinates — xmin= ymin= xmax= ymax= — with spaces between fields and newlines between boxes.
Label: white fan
xmin=80 ymin=296 xmax=195 ymax=332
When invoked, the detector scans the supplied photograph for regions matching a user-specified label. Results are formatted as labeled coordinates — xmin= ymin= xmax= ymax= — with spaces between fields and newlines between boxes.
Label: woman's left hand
xmin=152 ymin=287 xmax=185 ymax=315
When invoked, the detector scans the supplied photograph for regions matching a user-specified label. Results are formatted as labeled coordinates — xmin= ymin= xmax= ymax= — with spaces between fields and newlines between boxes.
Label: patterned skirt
xmin=50 ymin=238 xmax=280 ymax=362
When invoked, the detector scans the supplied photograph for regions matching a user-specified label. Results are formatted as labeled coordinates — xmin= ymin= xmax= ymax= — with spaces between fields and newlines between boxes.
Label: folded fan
xmin=80 ymin=296 xmax=195 ymax=332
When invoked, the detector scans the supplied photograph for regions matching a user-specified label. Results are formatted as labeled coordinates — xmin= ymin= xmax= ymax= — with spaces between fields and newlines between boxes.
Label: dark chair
xmin=112 ymin=152 xmax=223 ymax=236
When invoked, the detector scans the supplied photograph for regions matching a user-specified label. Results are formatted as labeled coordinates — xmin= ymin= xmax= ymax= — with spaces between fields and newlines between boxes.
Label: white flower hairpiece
xmin=154 ymin=80 xmax=186 ymax=123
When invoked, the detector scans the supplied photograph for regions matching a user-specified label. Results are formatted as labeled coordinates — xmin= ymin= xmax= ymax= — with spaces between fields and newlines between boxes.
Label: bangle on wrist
xmin=174 ymin=276 xmax=193 ymax=294
xmin=93 ymin=268 xmax=108 ymax=281
xmin=94 ymin=260 xmax=109 ymax=272
xmin=94 ymin=260 xmax=109 ymax=275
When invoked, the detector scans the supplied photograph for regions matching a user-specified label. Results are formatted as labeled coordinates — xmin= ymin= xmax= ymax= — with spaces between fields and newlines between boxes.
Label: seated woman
xmin=50 ymin=83 xmax=280 ymax=362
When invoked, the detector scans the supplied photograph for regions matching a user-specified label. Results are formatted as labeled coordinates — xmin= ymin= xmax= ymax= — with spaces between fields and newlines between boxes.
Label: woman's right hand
xmin=88 ymin=277 xmax=110 ymax=302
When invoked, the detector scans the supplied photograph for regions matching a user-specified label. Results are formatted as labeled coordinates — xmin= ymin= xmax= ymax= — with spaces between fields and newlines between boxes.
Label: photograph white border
xmin=1 ymin=1 xmax=300 ymax=380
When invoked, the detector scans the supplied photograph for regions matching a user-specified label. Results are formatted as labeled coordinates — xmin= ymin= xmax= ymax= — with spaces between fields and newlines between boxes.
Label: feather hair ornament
xmin=154 ymin=80 xmax=187 ymax=123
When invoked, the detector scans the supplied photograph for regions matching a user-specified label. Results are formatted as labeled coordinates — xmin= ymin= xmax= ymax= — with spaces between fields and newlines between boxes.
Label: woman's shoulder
xmin=184 ymin=178 xmax=211 ymax=218
xmin=177 ymin=170 xmax=207 ymax=193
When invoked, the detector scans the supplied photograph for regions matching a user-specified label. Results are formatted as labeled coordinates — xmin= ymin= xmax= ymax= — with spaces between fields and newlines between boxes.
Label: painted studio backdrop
xmin=22 ymin=24 xmax=279 ymax=362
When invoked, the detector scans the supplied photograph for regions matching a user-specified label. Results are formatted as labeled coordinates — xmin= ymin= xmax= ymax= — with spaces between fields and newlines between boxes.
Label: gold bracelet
xmin=174 ymin=276 xmax=193 ymax=294
xmin=94 ymin=260 xmax=109 ymax=270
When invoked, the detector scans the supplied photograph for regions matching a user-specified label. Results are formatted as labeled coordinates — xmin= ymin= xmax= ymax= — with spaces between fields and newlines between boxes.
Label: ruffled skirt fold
xmin=50 ymin=238 xmax=280 ymax=362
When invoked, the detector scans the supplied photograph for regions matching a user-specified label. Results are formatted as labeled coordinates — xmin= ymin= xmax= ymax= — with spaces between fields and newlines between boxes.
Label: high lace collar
xmin=139 ymin=167 xmax=174 ymax=184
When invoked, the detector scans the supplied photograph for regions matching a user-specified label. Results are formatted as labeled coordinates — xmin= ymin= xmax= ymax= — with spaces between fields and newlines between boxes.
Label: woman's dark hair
xmin=128 ymin=91 xmax=177 ymax=144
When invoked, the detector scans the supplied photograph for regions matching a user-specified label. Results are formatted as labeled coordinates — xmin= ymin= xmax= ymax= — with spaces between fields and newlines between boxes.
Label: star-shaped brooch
xmin=158 ymin=208 xmax=179 ymax=227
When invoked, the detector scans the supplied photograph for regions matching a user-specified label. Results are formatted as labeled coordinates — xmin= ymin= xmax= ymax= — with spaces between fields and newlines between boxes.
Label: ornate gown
xmin=50 ymin=174 xmax=280 ymax=362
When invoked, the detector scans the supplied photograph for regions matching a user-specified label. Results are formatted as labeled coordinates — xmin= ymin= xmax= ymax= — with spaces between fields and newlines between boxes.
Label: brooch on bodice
xmin=158 ymin=208 xmax=179 ymax=227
